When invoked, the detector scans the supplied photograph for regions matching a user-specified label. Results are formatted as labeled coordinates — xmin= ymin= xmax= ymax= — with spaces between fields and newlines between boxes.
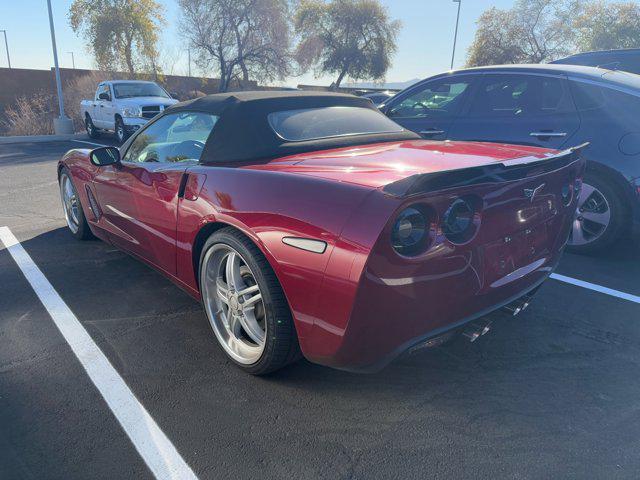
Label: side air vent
xmin=85 ymin=185 xmax=102 ymax=220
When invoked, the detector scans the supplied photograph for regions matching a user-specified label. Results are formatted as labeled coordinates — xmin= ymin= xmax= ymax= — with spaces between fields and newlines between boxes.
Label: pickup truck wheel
xmin=85 ymin=115 xmax=100 ymax=139
xmin=115 ymin=117 xmax=128 ymax=144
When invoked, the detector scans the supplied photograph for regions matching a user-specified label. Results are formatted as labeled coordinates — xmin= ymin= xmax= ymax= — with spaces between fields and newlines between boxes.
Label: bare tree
xmin=178 ymin=0 xmax=293 ymax=92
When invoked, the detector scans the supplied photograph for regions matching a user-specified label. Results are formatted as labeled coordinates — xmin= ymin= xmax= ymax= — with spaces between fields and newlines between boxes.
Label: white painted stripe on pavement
xmin=550 ymin=273 xmax=640 ymax=304
xmin=0 ymin=226 xmax=198 ymax=480
xmin=73 ymin=139 xmax=109 ymax=147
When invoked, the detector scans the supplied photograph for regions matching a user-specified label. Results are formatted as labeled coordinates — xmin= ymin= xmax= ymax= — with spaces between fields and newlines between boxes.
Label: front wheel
xmin=115 ymin=117 xmax=128 ymax=144
xmin=567 ymin=172 xmax=626 ymax=254
xmin=59 ymin=168 xmax=93 ymax=240
xmin=199 ymin=228 xmax=300 ymax=374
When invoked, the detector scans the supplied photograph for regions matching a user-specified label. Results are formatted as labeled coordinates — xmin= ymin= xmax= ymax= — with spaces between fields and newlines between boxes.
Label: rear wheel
xmin=567 ymin=171 xmax=626 ymax=254
xmin=199 ymin=228 xmax=300 ymax=374
xmin=85 ymin=114 xmax=100 ymax=138
xmin=59 ymin=168 xmax=93 ymax=240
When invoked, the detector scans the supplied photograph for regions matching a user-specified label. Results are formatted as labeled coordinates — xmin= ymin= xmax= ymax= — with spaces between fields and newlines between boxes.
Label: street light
xmin=68 ymin=51 xmax=75 ymax=69
xmin=450 ymin=0 xmax=462 ymax=70
xmin=0 ymin=30 xmax=10 ymax=68
xmin=46 ymin=0 xmax=74 ymax=134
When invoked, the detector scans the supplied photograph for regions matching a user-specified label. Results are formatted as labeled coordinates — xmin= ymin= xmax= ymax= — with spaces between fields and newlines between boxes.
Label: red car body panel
xmin=59 ymin=139 xmax=584 ymax=370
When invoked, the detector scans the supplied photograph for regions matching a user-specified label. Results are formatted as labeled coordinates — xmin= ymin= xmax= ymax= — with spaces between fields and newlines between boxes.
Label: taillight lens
xmin=391 ymin=207 xmax=428 ymax=256
xmin=442 ymin=196 xmax=480 ymax=244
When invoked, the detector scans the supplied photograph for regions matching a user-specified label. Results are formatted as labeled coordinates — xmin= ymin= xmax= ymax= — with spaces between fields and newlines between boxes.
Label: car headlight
xmin=122 ymin=106 xmax=142 ymax=118
xmin=391 ymin=206 xmax=429 ymax=256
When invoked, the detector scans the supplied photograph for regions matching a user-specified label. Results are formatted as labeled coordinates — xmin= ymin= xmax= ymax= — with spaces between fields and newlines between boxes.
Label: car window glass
xmin=540 ymin=77 xmax=574 ymax=113
xmin=387 ymin=80 xmax=471 ymax=118
xmin=123 ymin=112 xmax=218 ymax=164
xmin=97 ymin=84 xmax=110 ymax=101
xmin=470 ymin=75 xmax=534 ymax=116
xmin=569 ymin=81 xmax=607 ymax=111
xmin=268 ymin=106 xmax=403 ymax=142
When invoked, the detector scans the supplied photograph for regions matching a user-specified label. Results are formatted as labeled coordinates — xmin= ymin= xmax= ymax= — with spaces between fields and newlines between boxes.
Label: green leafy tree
xmin=574 ymin=1 xmax=640 ymax=51
xmin=69 ymin=0 xmax=165 ymax=76
xmin=467 ymin=0 xmax=582 ymax=67
xmin=294 ymin=0 xmax=400 ymax=88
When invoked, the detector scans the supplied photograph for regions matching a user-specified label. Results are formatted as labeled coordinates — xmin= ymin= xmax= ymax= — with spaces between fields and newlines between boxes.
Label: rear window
xmin=268 ymin=106 xmax=404 ymax=142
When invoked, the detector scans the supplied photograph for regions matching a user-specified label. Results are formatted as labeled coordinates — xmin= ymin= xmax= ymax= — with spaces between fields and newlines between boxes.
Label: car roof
xmin=422 ymin=63 xmax=640 ymax=90
xmin=108 ymin=80 xmax=158 ymax=84
xmin=556 ymin=48 xmax=640 ymax=59
xmin=166 ymin=90 xmax=419 ymax=164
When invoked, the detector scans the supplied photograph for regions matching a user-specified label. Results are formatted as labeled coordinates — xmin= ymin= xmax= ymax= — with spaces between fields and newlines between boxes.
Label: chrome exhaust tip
xmin=462 ymin=321 xmax=492 ymax=342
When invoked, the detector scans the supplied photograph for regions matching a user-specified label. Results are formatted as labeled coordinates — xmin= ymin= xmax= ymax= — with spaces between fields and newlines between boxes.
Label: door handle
xmin=529 ymin=131 xmax=567 ymax=137
xmin=419 ymin=129 xmax=445 ymax=136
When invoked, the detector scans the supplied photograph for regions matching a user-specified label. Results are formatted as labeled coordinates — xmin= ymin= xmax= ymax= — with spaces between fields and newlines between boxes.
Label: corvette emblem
xmin=524 ymin=183 xmax=545 ymax=202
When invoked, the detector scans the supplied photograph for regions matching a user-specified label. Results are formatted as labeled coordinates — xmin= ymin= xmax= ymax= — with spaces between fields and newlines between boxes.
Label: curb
xmin=0 ymin=133 xmax=90 ymax=145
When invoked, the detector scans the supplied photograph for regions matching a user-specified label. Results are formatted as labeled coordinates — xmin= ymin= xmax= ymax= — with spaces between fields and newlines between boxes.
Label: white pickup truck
xmin=81 ymin=80 xmax=178 ymax=143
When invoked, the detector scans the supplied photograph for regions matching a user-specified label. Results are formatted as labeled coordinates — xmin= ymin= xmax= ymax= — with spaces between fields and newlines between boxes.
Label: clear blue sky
xmin=1 ymin=0 xmax=524 ymax=86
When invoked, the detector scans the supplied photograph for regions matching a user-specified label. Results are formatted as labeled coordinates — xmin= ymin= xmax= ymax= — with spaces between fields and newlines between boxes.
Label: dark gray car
xmin=380 ymin=64 xmax=640 ymax=254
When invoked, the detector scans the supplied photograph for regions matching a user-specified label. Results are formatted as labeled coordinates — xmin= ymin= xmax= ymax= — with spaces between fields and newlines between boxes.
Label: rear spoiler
xmin=382 ymin=143 xmax=589 ymax=198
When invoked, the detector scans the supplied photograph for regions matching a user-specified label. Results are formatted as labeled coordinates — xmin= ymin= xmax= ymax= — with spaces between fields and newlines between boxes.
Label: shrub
xmin=1 ymin=93 xmax=55 ymax=136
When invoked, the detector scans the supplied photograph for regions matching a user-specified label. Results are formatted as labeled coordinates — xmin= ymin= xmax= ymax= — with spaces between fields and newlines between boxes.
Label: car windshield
xmin=113 ymin=82 xmax=170 ymax=99
xmin=268 ymin=106 xmax=404 ymax=142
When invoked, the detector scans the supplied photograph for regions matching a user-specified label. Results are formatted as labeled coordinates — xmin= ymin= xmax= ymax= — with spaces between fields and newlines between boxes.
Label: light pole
xmin=0 ymin=30 xmax=10 ymax=68
xmin=68 ymin=51 xmax=75 ymax=69
xmin=188 ymin=48 xmax=191 ymax=77
xmin=46 ymin=0 xmax=74 ymax=134
xmin=450 ymin=0 xmax=462 ymax=70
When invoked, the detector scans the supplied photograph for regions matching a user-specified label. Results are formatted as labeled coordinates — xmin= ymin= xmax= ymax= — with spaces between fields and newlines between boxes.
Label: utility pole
xmin=450 ymin=0 xmax=462 ymax=70
xmin=0 ymin=30 xmax=10 ymax=68
xmin=68 ymin=51 xmax=75 ymax=69
xmin=188 ymin=49 xmax=191 ymax=77
xmin=47 ymin=0 xmax=74 ymax=134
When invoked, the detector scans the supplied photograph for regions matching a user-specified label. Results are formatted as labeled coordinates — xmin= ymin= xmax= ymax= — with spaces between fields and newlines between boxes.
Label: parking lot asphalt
xmin=1 ymin=137 xmax=639 ymax=480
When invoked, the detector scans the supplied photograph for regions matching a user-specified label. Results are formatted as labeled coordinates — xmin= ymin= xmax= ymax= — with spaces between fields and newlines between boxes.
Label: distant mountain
xmin=342 ymin=78 xmax=422 ymax=90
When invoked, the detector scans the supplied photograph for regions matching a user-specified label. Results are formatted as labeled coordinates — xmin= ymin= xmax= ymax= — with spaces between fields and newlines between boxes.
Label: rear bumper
xmin=313 ymin=252 xmax=559 ymax=372
xmin=338 ymin=272 xmax=551 ymax=373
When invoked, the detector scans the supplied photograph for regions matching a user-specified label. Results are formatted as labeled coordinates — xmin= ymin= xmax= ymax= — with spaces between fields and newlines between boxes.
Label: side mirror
xmin=98 ymin=92 xmax=110 ymax=101
xmin=90 ymin=146 xmax=120 ymax=166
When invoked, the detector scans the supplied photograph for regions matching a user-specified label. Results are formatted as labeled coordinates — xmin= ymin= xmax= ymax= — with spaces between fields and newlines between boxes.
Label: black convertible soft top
xmin=166 ymin=91 xmax=420 ymax=164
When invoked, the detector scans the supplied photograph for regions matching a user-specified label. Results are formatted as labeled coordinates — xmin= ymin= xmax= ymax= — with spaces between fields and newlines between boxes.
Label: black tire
xmin=567 ymin=171 xmax=626 ymax=255
xmin=85 ymin=114 xmax=100 ymax=138
xmin=199 ymin=227 xmax=301 ymax=374
xmin=58 ymin=167 xmax=94 ymax=241
xmin=115 ymin=116 xmax=128 ymax=144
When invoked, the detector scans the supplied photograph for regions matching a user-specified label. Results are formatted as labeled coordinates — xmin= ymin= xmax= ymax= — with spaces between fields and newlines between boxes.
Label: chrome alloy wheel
xmin=569 ymin=182 xmax=611 ymax=246
xmin=201 ymin=244 xmax=266 ymax=364
xmin=60 ymin=173 xmax=80 ymax=234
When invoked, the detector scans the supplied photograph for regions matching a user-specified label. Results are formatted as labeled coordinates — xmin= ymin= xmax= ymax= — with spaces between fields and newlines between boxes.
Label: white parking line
xmin=550 ymin=273 xmax=640 ymax=304
xmin=73 ymin=139 xmax=110 ymax=147
xmin=0 ymin=226 xmax=198 ymax=480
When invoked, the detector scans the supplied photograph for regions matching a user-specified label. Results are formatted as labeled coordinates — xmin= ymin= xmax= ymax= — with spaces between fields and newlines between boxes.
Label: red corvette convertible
xmin=58 ymin=91 xmax=585 ymax=374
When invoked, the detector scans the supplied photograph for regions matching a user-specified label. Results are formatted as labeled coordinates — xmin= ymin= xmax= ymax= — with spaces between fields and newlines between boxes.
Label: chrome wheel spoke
xmin=237 ymin=312 xmax=265 ymax=344
xmin=216 ymin=277 xmax=230 ymax=305
xmin=577 ymin=183 xmax=595 ymax=207
xmin=242 ymin=292 xmax=262 ymax=309
xmin=581 ymin=209 xmax=610 ymax=226
xmin=571 ymin=219 xmax=587 ymax=245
